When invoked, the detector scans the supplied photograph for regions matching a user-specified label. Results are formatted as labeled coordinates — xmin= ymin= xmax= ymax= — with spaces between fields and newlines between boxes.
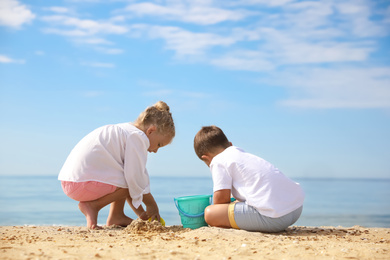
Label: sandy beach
xmin=1 ymin=219 xmax=389 ymax=260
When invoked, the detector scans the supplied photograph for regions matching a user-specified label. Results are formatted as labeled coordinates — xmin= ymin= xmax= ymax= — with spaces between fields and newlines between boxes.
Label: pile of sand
xmin=123 ymin=219 xmax=168 ymax=234
xmin=121 ymin=218 xmax=189 ymax=240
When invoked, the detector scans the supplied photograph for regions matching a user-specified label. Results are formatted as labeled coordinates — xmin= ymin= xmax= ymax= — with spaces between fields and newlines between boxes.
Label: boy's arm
xmin=213 ymin=189 xmax=231 ymax=204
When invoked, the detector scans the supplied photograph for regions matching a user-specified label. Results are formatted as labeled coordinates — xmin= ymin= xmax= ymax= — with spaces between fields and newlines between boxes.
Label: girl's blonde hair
xmin=135 ymin=101 xmax=175 ymax=138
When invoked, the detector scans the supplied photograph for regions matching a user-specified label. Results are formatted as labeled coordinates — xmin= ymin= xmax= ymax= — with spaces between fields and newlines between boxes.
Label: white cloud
xmin=137 ymin=79 xmax=165 ymax=89
xmin=74 ymin=38 xmax=114 ymax=45
xmin=125 ymin=0 xmax=385 ymax=67
xmin=137 ymin=79 xmax=172 ymax=97
xmin=66 ymin=0 xmax=103 ymax=2
xmin=41 ymin=15 xmax=128 ymax=36
xmin=229 ymin=0 xmax=294 ymax=6
xmin=35 ymin=51 xmax=45 ymax=56
xmin=276 ymin=40 xmax=373 ymax=64
xmin=280 ymin=1 xmax=335 ymax=35
xmin=123 ymin=2 xmax=249 ymax=25
xmin=0 ymin=54 xmax=25 ymax=64
xmin=110 ymin=15 xmax=126 ymax=23
xmin=142 ymin=89 xmax=173 ymax=97
xmin=0 ymin=55 xmax=14 ymax=63
xmin=130 ymin=25 xmax=236 ymax=56
xmin=230 ymin=0 xmax=389 ymax=41
xmin=204 ymin=27 xmax=374 ymax=71
xmin=141 ymin=89 xmax=212 ymax=101
xmin=82 ymin=91 xmax=104 ymax=97
xmin=0 ymin=0 xmax=35 ymax=28
xmin=335 ymin=1 xmax=387 ymax=37
xmin=81 ymin=61 xmax=115 ymax=68
xmin=69 ymin=36 xmax=124 ymax=54
xmin=95 ymin=47 xmax=124 ymax=55
xmin=210 ymin=50 xmax=274 ymax=71
xmin=41 ymin=28 xmax=88 ymax=37
xmin=136 ymin=78 xmax=210 ymax=99
xmin=384 ymin=6 xmax=390 ymax=24
xmin=281 ymin=0 xmax=389 ymax=38
xmin=25 ymin=0 xmax=390 ymax=110
xmin=45 ymin=6 xmax=71 ymax=14
xmin=181 ymin=91 xmax=210 ymax=99
xmin=41 ymin=13 xmax=128 ymax=51
xmin=271 ymin=67 xmax=390 ymax=108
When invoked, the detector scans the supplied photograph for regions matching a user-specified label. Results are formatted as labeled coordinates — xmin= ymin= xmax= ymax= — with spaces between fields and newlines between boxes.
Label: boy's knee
xmin=204 ymin=206 xmax=213 ymax=225
xmin=204 ymin=205 xmax=230 ymax=228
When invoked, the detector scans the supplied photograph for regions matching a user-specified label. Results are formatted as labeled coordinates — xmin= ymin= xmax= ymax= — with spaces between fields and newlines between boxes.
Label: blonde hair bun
xmin=153 ymin=101 xmax=170 ymax=113
xmin=134 ymin=101 xmax=175 ymax=138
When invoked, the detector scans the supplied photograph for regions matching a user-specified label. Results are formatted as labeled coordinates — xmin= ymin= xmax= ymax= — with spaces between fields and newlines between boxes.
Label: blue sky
xmin=1 ymin=0 xmax=389 ymax=179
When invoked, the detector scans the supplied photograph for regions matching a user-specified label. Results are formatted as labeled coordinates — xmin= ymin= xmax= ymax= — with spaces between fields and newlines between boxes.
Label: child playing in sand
xmin=58 ymin=101 xmax=175 ymax=229
xmin=194 ymin=126 xmax=304 ymax=232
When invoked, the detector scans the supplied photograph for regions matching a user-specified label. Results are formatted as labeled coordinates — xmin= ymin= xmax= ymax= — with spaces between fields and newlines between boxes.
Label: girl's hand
xmin=127 ymin=196 xmax=148 ymax=218
xmin=142 ymin=193 xmax=160 ymax=221
xmin=139 ymin=211 xmax=148 ymax=220
xmin=146 ymin=204 xmax=160 ymax=221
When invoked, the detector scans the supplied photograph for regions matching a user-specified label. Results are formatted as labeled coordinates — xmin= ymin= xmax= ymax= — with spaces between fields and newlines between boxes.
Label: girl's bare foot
xmin=106 ymin=214 xmax=133 ymax=227
xmin=78 ymin=201 xmax=101 ymax=229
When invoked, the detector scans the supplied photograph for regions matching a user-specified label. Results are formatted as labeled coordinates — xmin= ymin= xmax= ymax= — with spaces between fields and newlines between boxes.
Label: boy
xmin=194 ymin=126 xmax=304 ymax=232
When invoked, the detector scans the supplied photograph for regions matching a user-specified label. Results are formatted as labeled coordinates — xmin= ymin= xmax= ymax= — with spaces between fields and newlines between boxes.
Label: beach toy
xmin=174 ymin=194 xmax=212 ymax=229
xmin=148 ymin=217 xmax=165 ymax=226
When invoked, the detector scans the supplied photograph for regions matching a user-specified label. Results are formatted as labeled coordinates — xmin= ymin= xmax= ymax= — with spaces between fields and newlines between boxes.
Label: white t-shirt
xmin=58 ymin=123 xmax=150 ymax=209
xmin=210 ymin=146 xmax=305 ymax=218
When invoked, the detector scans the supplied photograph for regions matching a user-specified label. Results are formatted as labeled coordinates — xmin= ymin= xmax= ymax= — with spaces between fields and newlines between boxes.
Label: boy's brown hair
xmin=194 ymin=125 xmax=230 ymax=160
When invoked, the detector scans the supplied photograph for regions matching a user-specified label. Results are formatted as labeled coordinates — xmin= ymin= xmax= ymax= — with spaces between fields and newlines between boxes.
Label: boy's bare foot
xmin=106 ymin=214 xmax=133 ymax=227
xmin=78 ymin=201 xmax=101 ymax=229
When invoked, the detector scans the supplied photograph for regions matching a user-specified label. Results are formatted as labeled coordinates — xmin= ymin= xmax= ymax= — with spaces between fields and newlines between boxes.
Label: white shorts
xmin=228 ymin=202 xmax=303 ymax=232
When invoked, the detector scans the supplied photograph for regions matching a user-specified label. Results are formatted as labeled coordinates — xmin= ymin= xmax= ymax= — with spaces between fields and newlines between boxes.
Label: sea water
xmin=0 ymin=176 xmax=389 ymax=228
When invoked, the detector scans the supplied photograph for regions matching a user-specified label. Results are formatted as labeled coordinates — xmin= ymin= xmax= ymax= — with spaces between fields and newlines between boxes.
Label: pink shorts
xmin=61 ymin=181 xmax=117 ymax=202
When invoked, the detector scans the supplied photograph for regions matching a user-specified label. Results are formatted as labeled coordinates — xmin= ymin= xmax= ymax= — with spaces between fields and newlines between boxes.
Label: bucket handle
xmin=174 ymin=198 xmax=208 ymax=218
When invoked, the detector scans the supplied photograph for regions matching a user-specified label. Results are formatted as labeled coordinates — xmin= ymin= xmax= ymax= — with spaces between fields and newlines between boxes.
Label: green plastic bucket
xmin=174 ymin=195 xmax=212 ymax=229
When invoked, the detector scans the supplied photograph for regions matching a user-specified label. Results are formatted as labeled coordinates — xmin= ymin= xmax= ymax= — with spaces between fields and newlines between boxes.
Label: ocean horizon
xmin=0 ymin=175 xmax=389 ymax=228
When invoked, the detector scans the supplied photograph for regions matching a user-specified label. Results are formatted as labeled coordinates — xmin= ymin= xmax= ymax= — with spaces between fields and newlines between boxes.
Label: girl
xmin=58 ymin=101 xmax=175 ymax=229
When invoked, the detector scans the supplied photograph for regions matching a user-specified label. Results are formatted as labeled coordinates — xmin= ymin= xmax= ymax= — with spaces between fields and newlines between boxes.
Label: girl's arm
xmin=142 ymin=193 xmax=160 ymax=221
xmin=127 ymin=197 xmax=148 ymax=220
